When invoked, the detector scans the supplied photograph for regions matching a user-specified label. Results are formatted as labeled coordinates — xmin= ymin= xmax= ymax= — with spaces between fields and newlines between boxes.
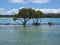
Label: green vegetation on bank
xmin=0 ymin=15 xmax=14 ymax=18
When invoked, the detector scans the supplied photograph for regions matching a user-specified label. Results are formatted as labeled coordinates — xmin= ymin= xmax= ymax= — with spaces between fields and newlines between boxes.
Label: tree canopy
xmin=13 ymin=8 xmax=44 ymax=26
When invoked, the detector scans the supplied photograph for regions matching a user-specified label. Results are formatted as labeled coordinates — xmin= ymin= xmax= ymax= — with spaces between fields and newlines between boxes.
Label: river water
xmin=0 ymin=18 xmax=60 ymax=24
xmin=0 ymin=18 xmax=60 ymax=45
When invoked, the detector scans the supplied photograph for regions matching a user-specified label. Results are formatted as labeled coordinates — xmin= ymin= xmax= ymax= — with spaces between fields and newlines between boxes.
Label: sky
xmin=0 ymin=0 xmax=60 ymax=15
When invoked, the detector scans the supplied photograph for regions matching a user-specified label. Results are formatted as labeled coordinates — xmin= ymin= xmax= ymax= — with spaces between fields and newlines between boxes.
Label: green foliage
xmin=13 ymin=14 xmax=19 ymax=21
xmin=34 ymin=10 xmax=44 ymax=18
xmin=48 ymin=22 xmax=54 ymax=25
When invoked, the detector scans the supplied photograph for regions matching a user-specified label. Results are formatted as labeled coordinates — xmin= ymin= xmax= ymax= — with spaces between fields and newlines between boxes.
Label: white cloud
xmin=39 ymin=8 xmax=60 ymax=14
xmin=8 ymin=0 xmax=27 ymax=4
xmin=35 ymin=8 xmax=60 ymax=14
xmin=6 ymin=9 xmax=19 ymax=15
xmin=0 ymin=8 xmax=5 ymax=11
xmin=8 ymin=0 xmax=49 ymax=4
xmin=30 ymin=0 xmax=49 ymax=3
xmin=0 ymin=8 xmax=60 ymax=15
xmin=0 ymin=8 xmax=5 ymax=15
xmin=19 ymin=7 xmax=25 ymax=9
xmin=8 ymin=0 xmax=24 ymax=3
xmin=0 ymin=8 xmax=19 ymax=15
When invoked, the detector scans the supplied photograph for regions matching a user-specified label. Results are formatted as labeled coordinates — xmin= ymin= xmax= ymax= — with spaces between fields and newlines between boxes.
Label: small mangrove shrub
xmin=48 ymin=22 xmax=54 ymax=25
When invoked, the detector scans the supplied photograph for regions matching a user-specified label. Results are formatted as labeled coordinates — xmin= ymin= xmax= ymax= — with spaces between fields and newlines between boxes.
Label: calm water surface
xmin=0 ymin=25 xmax=60 ymax=45
xmin=0 ymin=18 xmax=60 ymax=45
xmin=0 ymin=18 xmax=60 ymax=24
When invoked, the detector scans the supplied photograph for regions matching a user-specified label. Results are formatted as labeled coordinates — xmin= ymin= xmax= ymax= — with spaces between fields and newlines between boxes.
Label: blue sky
xmin=0 ymin=0 xmax=60 ymax=15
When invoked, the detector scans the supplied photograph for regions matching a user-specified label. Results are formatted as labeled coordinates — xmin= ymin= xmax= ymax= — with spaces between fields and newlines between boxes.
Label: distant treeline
xmin=43 ymin=13 xmax=60 ymax=18
xmin=0 ymin=13 xmax=60 ymax=18
xmin=0 ymin=15 xmax=14 ymax=17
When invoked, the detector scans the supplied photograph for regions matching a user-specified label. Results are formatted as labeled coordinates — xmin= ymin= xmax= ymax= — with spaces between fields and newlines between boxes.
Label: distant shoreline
xmin=0 ymin=13 xmax=60 ymax=18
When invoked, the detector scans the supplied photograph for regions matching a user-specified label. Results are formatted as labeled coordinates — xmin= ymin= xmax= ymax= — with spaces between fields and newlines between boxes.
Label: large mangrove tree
xmin=13 ymin=8 xmax=44 ymax=26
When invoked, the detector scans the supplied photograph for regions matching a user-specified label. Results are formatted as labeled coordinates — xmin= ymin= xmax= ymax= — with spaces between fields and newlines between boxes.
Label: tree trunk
xmin=36 ymin=18 xmax=38 ymax=23
xmin=22 ymin=18 xmax=26 ymax=26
